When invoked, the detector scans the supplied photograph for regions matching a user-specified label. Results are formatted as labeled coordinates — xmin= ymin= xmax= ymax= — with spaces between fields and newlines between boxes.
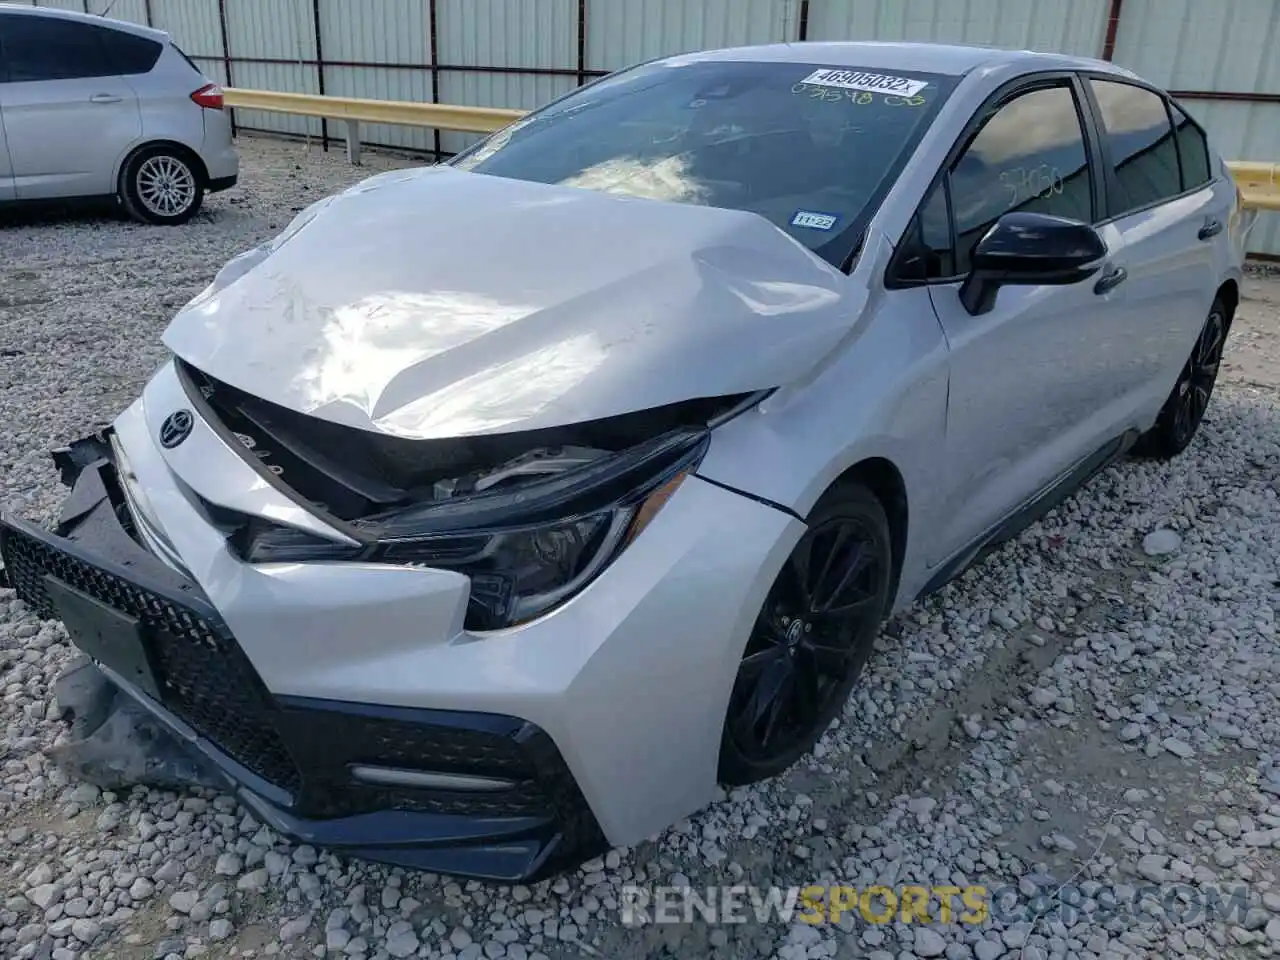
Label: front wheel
xmin=119 ymin=148 xmax=204 ymax=225
xmin=718 ymin=482 xmax=893 ymax=785
xmin=1134 ymin=297 xmax=1229 ymax=460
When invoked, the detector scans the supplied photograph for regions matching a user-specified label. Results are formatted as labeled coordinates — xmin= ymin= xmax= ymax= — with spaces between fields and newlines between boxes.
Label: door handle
xmin=1093 ymin=265 xmax=1127 ymax=295
xmin=89 ymin=94 xmax=123 ymax=104
xmin=1198 ymin=219 xmax=1223 ymax=241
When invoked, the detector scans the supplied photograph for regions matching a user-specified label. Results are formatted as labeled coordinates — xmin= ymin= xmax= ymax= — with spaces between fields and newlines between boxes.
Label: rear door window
xmin=0 ymin=15 xmax=116 ymax=82
xmin=1089 ymin=79 xmax=1182 ymax=215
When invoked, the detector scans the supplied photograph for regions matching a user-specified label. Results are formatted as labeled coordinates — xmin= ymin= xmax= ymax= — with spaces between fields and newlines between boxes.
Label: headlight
xmin=232 ymin=429 xmax=707 ymax=630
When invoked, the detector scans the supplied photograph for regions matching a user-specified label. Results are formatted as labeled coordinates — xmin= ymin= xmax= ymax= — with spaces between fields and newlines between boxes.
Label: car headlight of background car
xmin=230 ymin=429 xmax=707 ymax=630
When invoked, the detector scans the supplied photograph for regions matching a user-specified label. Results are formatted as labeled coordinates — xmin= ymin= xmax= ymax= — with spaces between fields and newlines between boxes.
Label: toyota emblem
xmin=159 ymin=410 xmax=194 ymax=449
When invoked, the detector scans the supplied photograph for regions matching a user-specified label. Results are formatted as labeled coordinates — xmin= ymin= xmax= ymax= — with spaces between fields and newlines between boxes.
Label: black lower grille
xmin=1 ymin=457 xmax=607 ymax=872
xmin=2 ymin=526 xmax=303 ymax=794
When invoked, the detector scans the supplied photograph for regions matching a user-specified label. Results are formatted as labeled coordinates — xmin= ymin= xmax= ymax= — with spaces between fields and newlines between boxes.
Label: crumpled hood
xmin=164 ymin=166 xmax=858 ymax=440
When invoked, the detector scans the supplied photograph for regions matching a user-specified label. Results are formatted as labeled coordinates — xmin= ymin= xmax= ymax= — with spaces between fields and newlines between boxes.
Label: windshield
xmin=451 ymin=58 xmax=956 ymax=268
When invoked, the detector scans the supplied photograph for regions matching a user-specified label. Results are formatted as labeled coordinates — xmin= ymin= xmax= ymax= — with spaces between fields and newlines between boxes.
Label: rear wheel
xmin=1134 ymin=297 xmax=1229 ymax=459
xmin=119 ymin=147 xmax=204 ymax=225
xmin=718 ymin=483 xmax=892 ymax=785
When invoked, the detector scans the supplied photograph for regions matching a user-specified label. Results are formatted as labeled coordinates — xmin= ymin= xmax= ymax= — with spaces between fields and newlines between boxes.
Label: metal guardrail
xmin=1227 ymin=162 xmax=1280 ymax=213
xmin=223 ymin=88 xmax=523 ymax=163
xmin=224 ymin=88 xmax=1280 ymax=217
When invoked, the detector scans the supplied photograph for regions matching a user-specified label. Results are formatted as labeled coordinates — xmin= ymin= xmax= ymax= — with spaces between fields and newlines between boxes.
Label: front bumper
xmin=2 ymin=360 xmax=803 ymax=879
xmin=0 ymin=456 xmax=604 ymax=881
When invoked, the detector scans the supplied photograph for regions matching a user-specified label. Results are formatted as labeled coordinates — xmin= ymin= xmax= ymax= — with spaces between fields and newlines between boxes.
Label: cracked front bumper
xmin=0 ymin=360 xmax=803 ymax=878
xmin=0 ymin=457 xmax=605 ymax=881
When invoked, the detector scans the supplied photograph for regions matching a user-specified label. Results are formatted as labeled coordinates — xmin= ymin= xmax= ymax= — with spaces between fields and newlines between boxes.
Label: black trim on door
xmin=915 ymin=429 xmax=1139 ymax=600
xmin=0 ymin=13 xmax=11 ymax=84
xmin=885 ymin=70 xmax=1106 ymax=290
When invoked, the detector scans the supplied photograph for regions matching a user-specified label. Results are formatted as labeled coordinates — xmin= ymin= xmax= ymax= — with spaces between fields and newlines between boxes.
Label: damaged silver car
xmin=1 ymin=41 xmax=1246 ymax=881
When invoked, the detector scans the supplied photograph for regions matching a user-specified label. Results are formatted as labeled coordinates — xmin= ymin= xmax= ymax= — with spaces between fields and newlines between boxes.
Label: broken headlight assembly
xmin=230 ymin=429 xmax=708 ymax=630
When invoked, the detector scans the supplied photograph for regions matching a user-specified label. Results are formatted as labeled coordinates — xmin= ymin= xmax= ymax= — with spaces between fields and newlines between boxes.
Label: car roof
xmin=671 ymin=40 xmax=1141 ymax=82
xmin=0 ymin=1 xmax=167 ymax=42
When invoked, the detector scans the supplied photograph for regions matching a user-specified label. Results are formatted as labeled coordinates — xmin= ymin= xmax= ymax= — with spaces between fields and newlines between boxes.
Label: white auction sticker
xmin=799 ymin=68 xmax=928 ymax=98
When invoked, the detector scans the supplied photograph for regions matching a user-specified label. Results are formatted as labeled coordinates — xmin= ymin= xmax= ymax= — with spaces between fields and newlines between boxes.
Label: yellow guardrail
xmin=1227 ymin=161 xmax=1280 ymax=213
xmin=223 ymin=88 xmax=524 ymax=162
xmin=225 ymin=89 xmax=1278 ymax=219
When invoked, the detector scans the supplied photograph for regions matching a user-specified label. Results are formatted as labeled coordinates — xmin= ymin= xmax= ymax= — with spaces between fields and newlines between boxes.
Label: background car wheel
xmin=718 ymin=482 xmax=893 ymax=785
xmin=119 ymin=147 xmax=205 ymax=225
xmin=1134 ymin=297 xmax=1229 ymax=460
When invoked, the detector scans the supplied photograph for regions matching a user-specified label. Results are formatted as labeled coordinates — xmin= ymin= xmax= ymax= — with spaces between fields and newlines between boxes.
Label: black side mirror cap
xmin=959 ymin=212 xmax=1107 ymax=316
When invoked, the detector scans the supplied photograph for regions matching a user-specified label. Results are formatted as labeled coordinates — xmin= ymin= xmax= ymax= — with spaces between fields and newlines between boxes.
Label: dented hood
xmin=164 ymin=166 xmax=858 ymax=440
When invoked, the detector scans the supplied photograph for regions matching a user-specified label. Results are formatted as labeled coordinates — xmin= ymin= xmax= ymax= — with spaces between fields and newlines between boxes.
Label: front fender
xmin=695 ymin=281 xmax=950 ymax=612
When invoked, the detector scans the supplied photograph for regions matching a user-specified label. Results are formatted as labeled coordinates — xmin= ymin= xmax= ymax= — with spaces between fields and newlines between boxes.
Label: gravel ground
xmin=1 ymin=136 xmax=1279 ymax=960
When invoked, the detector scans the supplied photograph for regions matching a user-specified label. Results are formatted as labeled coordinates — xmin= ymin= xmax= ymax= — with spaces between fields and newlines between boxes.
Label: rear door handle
xmin=1198 ymin=219 xmax=1223 ymax=240
xmin=89 ymin=93 xmax=123 ymax=104
xmin=1093 ymin=265 xmax=1127 ymax=295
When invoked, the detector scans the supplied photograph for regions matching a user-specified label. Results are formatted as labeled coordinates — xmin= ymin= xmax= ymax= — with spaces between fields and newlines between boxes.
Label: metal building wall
xmin=587 ymin=0 xmax=797 ymax=71
xmin=318 ymin=0 xmax=434 ymax=153
xmin=805 ymin=0 xmax=1109 ymax=55
xmin=1109 ymin=0 xmax=1280 ymax=254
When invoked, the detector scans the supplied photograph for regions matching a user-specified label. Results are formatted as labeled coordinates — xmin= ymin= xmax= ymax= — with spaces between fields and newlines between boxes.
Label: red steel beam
xmin=1101 ymin=0 xmax=1124 ymax=60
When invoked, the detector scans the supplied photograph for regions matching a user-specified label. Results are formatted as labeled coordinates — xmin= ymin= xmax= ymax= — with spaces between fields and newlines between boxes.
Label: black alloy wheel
xmin=719 ymin=483 xmax=892 ymax=784
xmin=1135 ymin=297 xmax=1229 ymax=460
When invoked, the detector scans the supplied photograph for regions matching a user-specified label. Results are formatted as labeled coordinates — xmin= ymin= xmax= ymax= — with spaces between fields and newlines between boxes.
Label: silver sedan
xmin=0 ymin=41 xmax=1247 ymax=881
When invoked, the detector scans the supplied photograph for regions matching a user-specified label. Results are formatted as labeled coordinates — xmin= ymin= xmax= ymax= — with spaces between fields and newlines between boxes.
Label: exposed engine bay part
xmin=436 ymin=446 xmax=608 ymax=500
xmin=177 ymin=358 xmax=759 ymax=525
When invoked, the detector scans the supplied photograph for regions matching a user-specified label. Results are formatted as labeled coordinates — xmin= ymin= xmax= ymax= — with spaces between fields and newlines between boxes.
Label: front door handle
xmin=89 ymin=93 xmax=123 ymax=104
xmin=1093 ymin=265 xmax=1127 ymax=295
xmin=1198 ymin=219 xmax=1223 ymax=241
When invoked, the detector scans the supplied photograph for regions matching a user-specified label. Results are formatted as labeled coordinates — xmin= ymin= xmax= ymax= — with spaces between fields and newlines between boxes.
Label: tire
xmin=718 ymin=482 xmax=893 ymax=785
xmin=1133 ymin=297 xmax=1229 ymax=460
xmin=119 ymin=147 xmax=205 ymax=225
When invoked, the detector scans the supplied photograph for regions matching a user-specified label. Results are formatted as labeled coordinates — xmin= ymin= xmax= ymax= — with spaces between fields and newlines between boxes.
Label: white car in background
xmin=0 ymin=3 xmax=238 ymax=224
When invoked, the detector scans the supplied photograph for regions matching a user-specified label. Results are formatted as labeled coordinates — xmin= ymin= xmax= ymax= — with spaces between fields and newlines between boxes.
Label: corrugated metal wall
xmin=26 ymin=0 xmax=1276 ymax=253
xmin=806 ymin=0 xmax=1109 ymax=55
xmin=1110 ymin=0 xmax=1280 ymax=254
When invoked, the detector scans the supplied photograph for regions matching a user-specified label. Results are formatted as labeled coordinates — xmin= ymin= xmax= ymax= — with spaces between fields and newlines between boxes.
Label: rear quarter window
xmin=1169 ymin=102 xmax=1212 ymax=190
xmin=101 ymin=27 xmax=162 ymax=75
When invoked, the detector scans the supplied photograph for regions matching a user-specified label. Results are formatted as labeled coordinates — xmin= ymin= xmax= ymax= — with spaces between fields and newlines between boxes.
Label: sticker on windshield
xmin=791 ymin=210 xmax=839 ymax=231
xmin=799 ymin=68 xmax=928 ymax=98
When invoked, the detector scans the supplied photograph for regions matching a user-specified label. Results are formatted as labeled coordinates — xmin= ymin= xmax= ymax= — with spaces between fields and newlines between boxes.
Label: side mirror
xmin=959 ymin=212 xmax=1107 ymax=316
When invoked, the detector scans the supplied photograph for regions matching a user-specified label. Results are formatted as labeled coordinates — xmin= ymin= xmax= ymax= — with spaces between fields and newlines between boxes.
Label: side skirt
xmin=915 ymin=429 xmax=1139 ymax=601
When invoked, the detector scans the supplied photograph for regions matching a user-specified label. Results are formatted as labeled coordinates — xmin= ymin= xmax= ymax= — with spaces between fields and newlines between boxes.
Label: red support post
xmin=1100 ymin=0 xmax=1124 ymax=60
